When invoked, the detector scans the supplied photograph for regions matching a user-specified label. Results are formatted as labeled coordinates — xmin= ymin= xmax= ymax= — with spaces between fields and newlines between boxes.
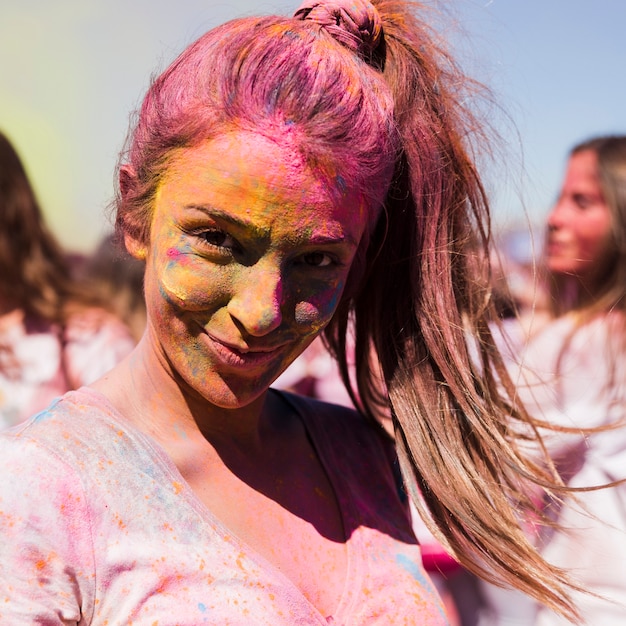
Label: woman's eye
xmin=200 ymin=229 xmax=238 ymax=251
xmin=573 ymin=194 xmax=593 ymax=210
xmin=301 ymin=251 xmax=334 ymax=267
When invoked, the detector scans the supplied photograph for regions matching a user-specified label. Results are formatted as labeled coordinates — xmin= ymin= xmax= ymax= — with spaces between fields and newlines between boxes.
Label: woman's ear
xmin=119 ymin=164 xmax=148 ymax=261
xmin=124 ymin=231 xmax=148 ymax=261
xmin=119 ymin=163 xmax=136 ymax=199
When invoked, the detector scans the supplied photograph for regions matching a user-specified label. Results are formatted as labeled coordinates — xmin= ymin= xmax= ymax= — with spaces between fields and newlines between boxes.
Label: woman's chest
xmin=89 ymin=495 xmax=447 ymax=626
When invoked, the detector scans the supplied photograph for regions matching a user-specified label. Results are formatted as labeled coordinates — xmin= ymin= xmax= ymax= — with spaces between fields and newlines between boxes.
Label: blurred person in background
xmin=477 ymin=135 xmax=626 ymax=625
xmin=0 ymin=130 xmax=135 ymax=429
xmin=77 ymin=232 xmax=147 ymax=343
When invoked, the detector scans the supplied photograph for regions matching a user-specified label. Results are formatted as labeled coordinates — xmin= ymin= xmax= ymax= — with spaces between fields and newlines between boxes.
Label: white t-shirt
xmin=0 ymin=387 xmax=449 ymax=625
xmin=478 ymin=314 xmax=626 ymax=625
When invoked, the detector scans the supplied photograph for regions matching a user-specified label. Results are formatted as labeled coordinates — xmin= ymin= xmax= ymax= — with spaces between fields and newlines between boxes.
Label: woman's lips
xmin=545 ymin=239 xmax=567 ymax=255
xmin=205 ymin=333 xmax=288 ymax=371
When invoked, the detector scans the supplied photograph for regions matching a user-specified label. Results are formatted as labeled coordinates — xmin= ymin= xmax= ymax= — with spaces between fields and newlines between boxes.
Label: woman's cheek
xmin=158 ymin=266 xmax=194 ymax=306
xmin=294 ymin=281 xmax=345 ymax=333
xmin=156 ymin=255 xmax=225 ymax=311
xmin=294 ymin=301 xmax=327 ymax=335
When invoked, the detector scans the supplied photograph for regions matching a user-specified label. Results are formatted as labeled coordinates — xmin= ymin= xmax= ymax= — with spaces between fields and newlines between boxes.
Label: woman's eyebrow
xmin=184 ymin=204 xmax=271 ymax=239
xmin=305 ymin=232 xmax=358 ymax=248
xmin=185 ymin=203 xmax=359 ymax=248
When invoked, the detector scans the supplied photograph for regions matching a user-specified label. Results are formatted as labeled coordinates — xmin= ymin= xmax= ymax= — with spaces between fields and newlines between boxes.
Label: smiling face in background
xmin=545 ymin=149 xmax=614 ymax=279
xmin=134 ymin=131 xmax=367 ymax=409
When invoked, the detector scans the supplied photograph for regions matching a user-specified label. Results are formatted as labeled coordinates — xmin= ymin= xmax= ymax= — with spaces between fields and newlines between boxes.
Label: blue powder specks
xmin=174 ymin=423 xmax=188 ymax=440
xmin=335 ymin=175 xmax=347 ymax=193
xmin=32 ymin=397 xmax=62 ymax=422
xmin=395 ymin=553 xmax=428 ymax=585
xmin=396 ymin=553 xmax=448 ymax=622
xmin=198 ymin=602 xmax=207 ymax=612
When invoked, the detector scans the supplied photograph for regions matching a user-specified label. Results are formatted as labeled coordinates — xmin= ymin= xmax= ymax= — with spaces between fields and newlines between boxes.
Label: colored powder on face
xmin=158 ymin=275 xmax=189 ymax=306
xmin=294 ymin=301 xmax=330 ymax=333
xmin=140 ymin=131 xmax=370 ymax=409
xmin=166 ymin=247 xmax=183 ymax=259
xmin=156 ymin=245 xmax=203 ymax=306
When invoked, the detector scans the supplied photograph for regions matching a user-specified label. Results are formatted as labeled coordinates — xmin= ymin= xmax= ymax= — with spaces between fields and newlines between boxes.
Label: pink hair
xmin=116 ymin=16 xmax=396 ymax=248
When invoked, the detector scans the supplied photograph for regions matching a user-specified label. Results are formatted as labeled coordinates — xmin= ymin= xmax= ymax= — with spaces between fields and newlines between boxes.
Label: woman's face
xmin=545 ymin=149 xmax=613 ymax=278
xmin=137 ymin=131 xmax=367 ymax=408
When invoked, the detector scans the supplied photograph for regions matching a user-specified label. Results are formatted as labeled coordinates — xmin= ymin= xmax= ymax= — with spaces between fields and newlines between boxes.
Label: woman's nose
xmin=227 ymin=265 xmax=283 ymax=336
xmin=547 ymin=200 xmax=566 ymax=231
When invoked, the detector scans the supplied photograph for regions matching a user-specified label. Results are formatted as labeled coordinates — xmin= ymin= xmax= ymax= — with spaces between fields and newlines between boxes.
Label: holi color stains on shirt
xmin=0 ymin=388 xmax=448 ymax=625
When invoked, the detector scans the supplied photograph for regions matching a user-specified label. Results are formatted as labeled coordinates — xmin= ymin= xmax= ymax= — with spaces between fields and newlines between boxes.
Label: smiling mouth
xmin=205 ymin=333 xmax=288 ymax=370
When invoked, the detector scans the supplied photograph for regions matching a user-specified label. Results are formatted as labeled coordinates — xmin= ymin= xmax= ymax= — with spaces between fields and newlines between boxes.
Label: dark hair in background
xmin=78 ymin=233 xmax=146 ymax=343
xmin=0 ymin=131 xmax=80 ymax=322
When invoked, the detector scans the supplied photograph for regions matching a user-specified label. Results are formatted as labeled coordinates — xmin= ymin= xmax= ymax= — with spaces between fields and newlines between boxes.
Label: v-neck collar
xmin=73 ymin=386 xmax=366 ymax=624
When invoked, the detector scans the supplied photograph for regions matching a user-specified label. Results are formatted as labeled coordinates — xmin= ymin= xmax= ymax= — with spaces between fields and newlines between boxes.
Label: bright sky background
xmin=1 ymin=0 xmax=624 ymax=252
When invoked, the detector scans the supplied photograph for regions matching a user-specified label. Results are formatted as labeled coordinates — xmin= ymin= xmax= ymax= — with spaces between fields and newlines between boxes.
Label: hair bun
xmin=294 ymin=0 xmax=384 ymax=68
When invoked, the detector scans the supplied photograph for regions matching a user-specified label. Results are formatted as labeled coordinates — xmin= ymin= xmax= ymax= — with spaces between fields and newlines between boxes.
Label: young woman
xmin=478 ymin=135 xmax=626 ymax=625
xmin=0 ymin=1 xmax=581 ymax=623
xmin=0 ymin=131 xmax=135 ymax=429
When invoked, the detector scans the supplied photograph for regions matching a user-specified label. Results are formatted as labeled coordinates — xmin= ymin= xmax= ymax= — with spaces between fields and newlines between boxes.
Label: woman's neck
xmin=89 ymin=333 xmax=278 ymax=451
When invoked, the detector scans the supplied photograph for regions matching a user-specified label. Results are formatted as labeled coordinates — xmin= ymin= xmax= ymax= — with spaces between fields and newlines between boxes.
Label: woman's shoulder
xmin=275 ymin=388 xmax=387 ymax=440
xmin=1 ymin=388 xmax=127 ymax=458
xmin=274 ymin=389 xmax=400 ymax=488
xmin=494 ymin=311 xmax=552 ymax=343
xmin=274 ymin=389 xmax=411 ymax=525
xmin=492 ymin=311 xmax=583 ymax=360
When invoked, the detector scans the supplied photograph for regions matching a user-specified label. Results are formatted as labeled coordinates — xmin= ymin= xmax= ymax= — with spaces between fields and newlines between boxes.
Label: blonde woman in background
xmin=478 ymin=135 xmax=626 ymax=625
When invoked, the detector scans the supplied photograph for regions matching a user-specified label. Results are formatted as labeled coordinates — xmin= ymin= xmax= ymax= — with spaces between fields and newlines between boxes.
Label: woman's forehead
xmin=163 ymin=130 xmax=366 ymax=206
xmin=156 ymin=131 xmax=369 ymax=237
